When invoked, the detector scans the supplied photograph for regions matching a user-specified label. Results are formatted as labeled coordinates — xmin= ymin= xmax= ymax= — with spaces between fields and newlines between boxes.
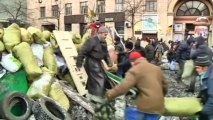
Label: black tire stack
xmin=32 ymin=97 xmax=71 ymax=120
xmin=0 ymin=91 xmax=71 ymax=120
xmin=0 ymin=91 xmax=32 ymax=120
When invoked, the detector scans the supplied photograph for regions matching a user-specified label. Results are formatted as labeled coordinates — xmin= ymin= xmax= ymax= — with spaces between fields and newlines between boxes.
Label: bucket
xmin=125 ymin=106 xmax=159 ymax=120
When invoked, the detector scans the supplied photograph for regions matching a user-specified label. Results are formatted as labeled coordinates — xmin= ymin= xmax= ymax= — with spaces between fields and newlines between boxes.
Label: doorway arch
xmin=169 ymin=0 xmax=213 ymax=42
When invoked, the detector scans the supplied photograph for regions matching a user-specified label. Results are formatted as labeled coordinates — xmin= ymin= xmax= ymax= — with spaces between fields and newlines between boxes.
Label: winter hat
xmin=187 ymin=35 xmax=195 ymax=44
xmin=194 ymin=55 xmax=211 ymax=66
xmin=129 ymin=51 xmax=142 ymax=61
xmin=195 ymin=36 xmax=206 ymax=47
xmin=98 ymin=26 xmax=108 ymax=33
xmin=125 ymin=41 xmax=133 ymax=50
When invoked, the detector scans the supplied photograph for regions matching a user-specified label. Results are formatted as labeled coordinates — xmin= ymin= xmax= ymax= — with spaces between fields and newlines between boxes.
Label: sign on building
xmin=142 ymin=15 xmax=158 ymax=32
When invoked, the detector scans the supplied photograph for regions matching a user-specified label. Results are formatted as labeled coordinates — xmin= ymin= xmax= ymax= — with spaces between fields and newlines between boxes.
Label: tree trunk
xmin=57 ymin=18 xmax=60 ymax=30
xmin=131 ymin=14 xmax=135 ymax=38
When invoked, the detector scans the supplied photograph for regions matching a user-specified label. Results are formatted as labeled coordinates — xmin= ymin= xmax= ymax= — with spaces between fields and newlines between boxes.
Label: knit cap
xmin=194 ymin=55 xmax=211 ymax=66
xmin=125 ymin=42 xmax=133 ymax=50
xmin=129 ymin=51 xmax=142 ymax=61
xmin=98 ymin=26 xmax=108 ymax=33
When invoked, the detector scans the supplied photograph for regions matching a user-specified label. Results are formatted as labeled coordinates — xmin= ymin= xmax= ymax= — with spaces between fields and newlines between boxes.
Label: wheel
xmin=32 ymin=96 xmax=71 ymax=120
xmin=0 ymin=91 xmax=32 ymax=120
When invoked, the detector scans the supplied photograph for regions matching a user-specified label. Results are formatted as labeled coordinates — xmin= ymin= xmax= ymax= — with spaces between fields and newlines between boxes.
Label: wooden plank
xmin=53 ymin=31 xmax=88 ymax=96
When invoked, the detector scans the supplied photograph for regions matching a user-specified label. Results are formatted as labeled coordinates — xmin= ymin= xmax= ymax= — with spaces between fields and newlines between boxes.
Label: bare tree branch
xmin=124 ymin=0 xmax=145 ymax=37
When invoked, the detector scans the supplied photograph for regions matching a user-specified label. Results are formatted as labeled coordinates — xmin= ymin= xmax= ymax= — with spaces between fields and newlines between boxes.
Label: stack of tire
xmin=0 ymin=91 xmax=71 ymax=120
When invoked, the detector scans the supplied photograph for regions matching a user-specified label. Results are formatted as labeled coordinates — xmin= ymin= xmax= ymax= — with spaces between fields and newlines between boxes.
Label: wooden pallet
xmin=53 ymin=31 xmax=88 ymax=96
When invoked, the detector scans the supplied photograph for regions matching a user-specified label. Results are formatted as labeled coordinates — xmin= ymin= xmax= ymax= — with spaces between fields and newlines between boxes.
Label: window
xmin=115 ymin=0 xmax=124 ymax=12
xmin=97 ymin=0 xmax=105 ymax=13
xmin=52 ymin=5 xmax=58 ymax=17
xmin=65 ymin=3 xmax=72 ymax=15
xmin=80 ymin=2 xmax=88 ymax=14
xmin=38 ymin=0 xmax=42 ymax=3
xmin=65 ymin=24 xmax=72 ymax=31
xmin=40 ymin=7 xmax=45 ymax=18
xmin=176 ymin=1 xmax=210 ymax=16
xmin=145 ymin=0 xmax=157 ymax=12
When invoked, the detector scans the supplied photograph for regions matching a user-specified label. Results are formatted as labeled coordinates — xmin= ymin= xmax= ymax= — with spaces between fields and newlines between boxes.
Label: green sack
xmin=13 ymin=42 xmax=42 ymax=81
xmin=0 ymin=70 xmax=28 ymax=101
xmin=27 ymin=27 xmax=46 ymax=44
xmin=3 ymin=23 xmax=21 ymax=52
xmin=20 ymin=28 xmax=33 ymax=44
xmin=182 ymin=60 xmax=194 ymax=79
xmin=43 ymin=45 xmax=58 ymax=75
xmin=0 ymin=29 xmax=4 ymax=41
xmin=164 ymin=97 xmax=203 ymax=116
xmin=50 ymin=33 xmax=58 ymax=48
xmin=43 ymin=30 xmax=51 ymax=41
xmin=0 ymin=41 xmax=5 ymax=52
xmin=27 ymin=73 xmax=53 ymax=99
xmin=71 ymin=32 xmax=82 ymax=44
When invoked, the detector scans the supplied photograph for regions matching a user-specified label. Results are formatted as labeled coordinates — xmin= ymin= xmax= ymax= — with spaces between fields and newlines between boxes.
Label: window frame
xmin=80 ymin=1 xmax=88 ymax=14
xmin=52 ymin=5 xmax=59 ymax=17
xmin=145 ymin=0 xmax=157 ymax=12
xmin=176 ymin=1 xmax=210 ymax=16
xmin=115 ymin=0 xmax=124 ymax=12
xmin=40 ymin=7 xmax=45 ymax=18
xmin=65 ymin=3 xmax=72 ymax=15
xmin=97 ymin=0 xmax=105 ymax=13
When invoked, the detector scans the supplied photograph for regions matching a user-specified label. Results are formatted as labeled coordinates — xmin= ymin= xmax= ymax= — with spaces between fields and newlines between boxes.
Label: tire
xmin=0 ymin=91 xmax=32 ymax=120
xmin=32 ymin=97 xmax=71 ymax=120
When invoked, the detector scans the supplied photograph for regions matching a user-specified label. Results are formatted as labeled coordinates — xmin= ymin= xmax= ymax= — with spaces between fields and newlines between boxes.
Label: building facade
xmin=0 ymin=0 xmax=27 ymax=27
xmin=27 ymin=0 xmax=213 ymax=44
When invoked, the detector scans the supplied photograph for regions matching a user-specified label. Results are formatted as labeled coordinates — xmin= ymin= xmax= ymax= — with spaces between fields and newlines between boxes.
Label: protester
xmin=76 ymin=26 xmax=112 ymax=103
xmin=194 ymin=55 xmax=213 ymax=120
xmin=116 ymin=41 xmax=133 ymax=77
xmin=145 ymin=38 xmax=155 ymax=63
xmin=106 ymin=51 xmax=167 ymax=119
xmin=134 ymin=39 xmax=146 ymax=57
xmin=155 ymin=41 xmax=164 ymax=64
xmin=175 ymin=36 xmax=193 ymax=82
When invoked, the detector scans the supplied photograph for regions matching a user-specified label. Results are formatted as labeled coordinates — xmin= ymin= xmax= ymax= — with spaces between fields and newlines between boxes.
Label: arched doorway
xmin=172 ymin=0 xmax=213 ymax=43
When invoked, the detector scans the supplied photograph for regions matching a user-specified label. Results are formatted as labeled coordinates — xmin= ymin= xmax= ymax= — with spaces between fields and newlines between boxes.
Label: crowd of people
xmin=76 ymin=26 xmax=213 ymax=120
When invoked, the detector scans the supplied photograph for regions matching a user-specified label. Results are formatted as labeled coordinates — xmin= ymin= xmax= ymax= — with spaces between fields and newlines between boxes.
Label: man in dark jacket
xmin=76 ymin=26 xmax=112 ymax=103
xmin=145 ymin=38 xmax=155 ymax=62
xmin=176 ymin=36 xmax=193 ymax=82
xmin=194 ymin=55 xmax=213 ymax=120
xmin=191 ymin=36 xmax=213 ymax=62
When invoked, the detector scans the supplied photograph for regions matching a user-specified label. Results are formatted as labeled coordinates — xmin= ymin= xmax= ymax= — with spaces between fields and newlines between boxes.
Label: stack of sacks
xmin=3 ymin=23 xmax=21 ymax=52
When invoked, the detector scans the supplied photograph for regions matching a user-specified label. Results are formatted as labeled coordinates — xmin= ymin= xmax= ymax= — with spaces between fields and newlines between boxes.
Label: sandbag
xmin=43 ymin=44 xmax=58 ymax=74
xmin=1 ymin=53 xmax=22 ymax=72
xmin=27 ymin=73 xmax=53 ymax=99
xmin=31 ymin=43 xmax=44 ymax=66
xmin=0 ymin=41 xmax=5 ymax=52
xmin=0 ymin=29 xmax=4 ymax=41
xmin=20 ymin=28 xmax=33 ymax=44
xmin=27 ymin=27 xmax=46 ymax=44
xmin=12 ymin=42 xmax=42 ymax=81
xmin=3 ymin=23 xmax=21 ymax=52
xmin=71 ymin=32 xmax=82 ymax=44
xmin=49 ymin=81 xmax=70 ymax=111
xmin=182 ymin=60 xmax=194 ymax=79
xmin=164 ymin=97 xmax=203 ymax=116
xmin=43 ymin=30 xmax=51 ymax=41
xmin=49 ymin=33 xmax=58 ymax=48
xmin=41 ymin=67 xmax=55 ymax=77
